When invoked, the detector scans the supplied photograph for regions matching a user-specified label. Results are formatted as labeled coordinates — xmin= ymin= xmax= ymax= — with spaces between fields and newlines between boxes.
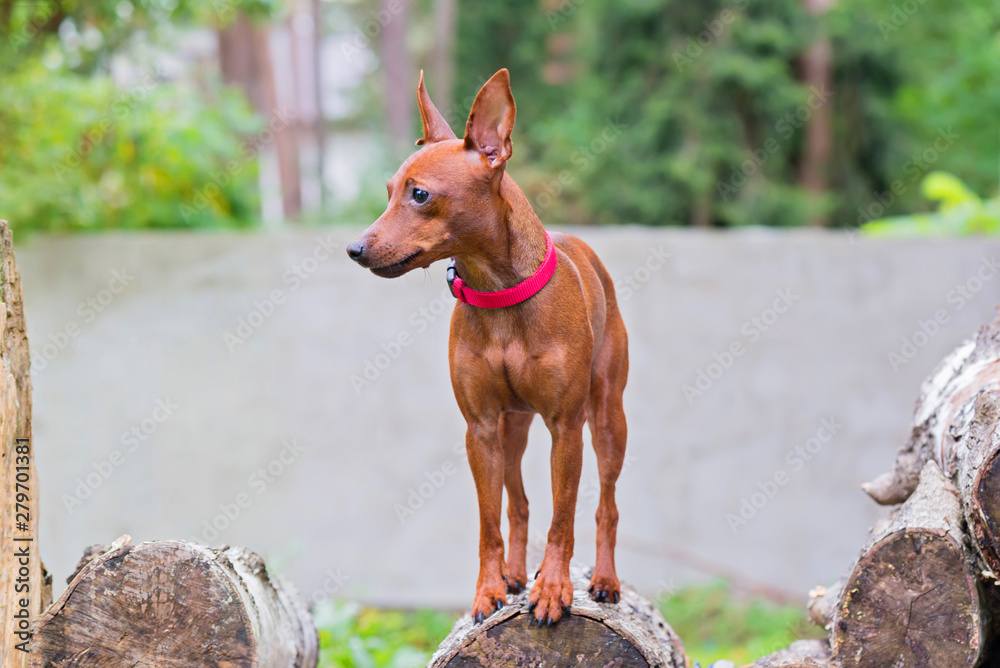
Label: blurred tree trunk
xmin=799 ymin=0 xmax=835 ymax=227
xmin=218 ymin=13 xmax=302 ymax=220
xmin=312 ymin=0 xmax=327 ymax=208
xmin=381 ymin=0 xmax=414 ymax=158
xmin=430 ymin=0 xmax=457 ymax=120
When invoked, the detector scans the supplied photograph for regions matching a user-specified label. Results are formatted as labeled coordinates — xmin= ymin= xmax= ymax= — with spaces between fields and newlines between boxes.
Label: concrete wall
xmin=17 ymin=228 xmax=1000 ymax=608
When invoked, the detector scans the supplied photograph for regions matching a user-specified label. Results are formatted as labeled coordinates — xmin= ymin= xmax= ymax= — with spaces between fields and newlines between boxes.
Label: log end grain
xmin=833 ymin=528 xmax=983 ymax=667
xmin=30 ymin=538 xmax=317 ymax=668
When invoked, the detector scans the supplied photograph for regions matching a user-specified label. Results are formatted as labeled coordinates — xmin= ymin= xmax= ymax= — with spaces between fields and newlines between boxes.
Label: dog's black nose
xmin=347 ymin=241 xmax=364 ymax=262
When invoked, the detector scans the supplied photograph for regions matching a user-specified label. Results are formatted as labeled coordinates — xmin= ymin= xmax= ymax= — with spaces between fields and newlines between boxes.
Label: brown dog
xmin=347 ymin=69 xmax=628 ymax=626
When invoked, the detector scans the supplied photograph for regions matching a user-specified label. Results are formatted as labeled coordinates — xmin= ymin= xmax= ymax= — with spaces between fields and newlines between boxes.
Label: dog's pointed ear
xmin=416 ymin=70 xmax=456 ymax=146
xmin=463 ymin=69 xmax=516 ymax=169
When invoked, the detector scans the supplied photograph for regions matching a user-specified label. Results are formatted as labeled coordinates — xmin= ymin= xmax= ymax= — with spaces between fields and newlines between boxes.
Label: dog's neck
xmin=454 ymin=176 xmax=548 ymax=294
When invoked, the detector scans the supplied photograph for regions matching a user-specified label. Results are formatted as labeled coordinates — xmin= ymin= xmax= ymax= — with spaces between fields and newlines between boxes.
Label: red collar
xmin=448 ymin=232 xmax=558 ymax=309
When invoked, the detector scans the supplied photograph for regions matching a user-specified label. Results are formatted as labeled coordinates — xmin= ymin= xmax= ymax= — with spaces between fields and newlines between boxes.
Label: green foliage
xmin=314 ymin=600 xmax=458 ymax=668
xmin=0 ymin=63 xmax=263 ymax=232
xmin=312 ymin=583 xmax=821 ymax=667
xmin=831 ymin=0 xmax=1000 ymax=226
xmin=881 ymin=0 xmax=1000 ymax=202
xmin=658 ymin=580 xmax=825 ymax=665
xmin=862 ymin=172 xmax=1000 ymax=237
xmin=450 ymin=0 xmax=999 ymax=230
xmin=0 ymin=0 xmax=282 ymax=75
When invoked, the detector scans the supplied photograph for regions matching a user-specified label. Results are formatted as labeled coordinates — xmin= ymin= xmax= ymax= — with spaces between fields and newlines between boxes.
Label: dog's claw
xmin=496 ymin=600 xmax=503 ymax=611
xmin=587 ymin=585 xmax=594 ymax=594
xmin=528 ymin=600 xmax=536 ymax=612
xmin=475 ymin=612 xmax=484 ymax=624
xmin=563 ymin=605 xmax=572 ymax=616
xmin=534 ymin=569 xmax=540 ymax=579
xmin=547 ymin=617 xmax=553 ymax=628
xmin=537 ymin=616 xmax=544 ymax=628
xmin=502 ymin=574 xmax=508 ymax=583
xmin=612 ymin=591 xmax=620 ymax=603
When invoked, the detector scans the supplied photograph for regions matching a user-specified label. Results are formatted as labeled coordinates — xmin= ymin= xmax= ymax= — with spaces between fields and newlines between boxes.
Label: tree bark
xmin=30 ymin=536 xmax=317 ymax=668
xmin=0 ymin=220 xmax=51 ymax=666
xmin=428 ymin=565 xmax=687 ymax=668
xmin=957 ymin=389 xmax=1000 ymax=581
xmin=752 ymin=639 xmax=830 ymax=667
xmin=218 ymin=13 xmax=302 ymax=220
xmin=831 ymin=461 xmax=990 ymax=667
xmin=799 ymin=0 xmax=835 ymax=227
xmin=862 ymin=309 xmax=1000 ymax=506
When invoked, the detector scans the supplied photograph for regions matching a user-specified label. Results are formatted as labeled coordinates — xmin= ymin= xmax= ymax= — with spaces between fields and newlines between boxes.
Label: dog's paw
xmin=506 ymin=577 xmax=526 ymax=595
xmin=506 ymin=567 xmax=527 ymax=594
xmin=587 ymin=570 xmax=621 ymax=604
xmin=470 ymin=580 xmax=507 ymax=625
xmin=528 ymin=567 xmax=573 ymax=626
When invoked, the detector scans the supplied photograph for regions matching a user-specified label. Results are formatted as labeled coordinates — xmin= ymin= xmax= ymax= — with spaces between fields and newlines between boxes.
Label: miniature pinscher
xmin=347 ymin=69 xmax=629 ymax=627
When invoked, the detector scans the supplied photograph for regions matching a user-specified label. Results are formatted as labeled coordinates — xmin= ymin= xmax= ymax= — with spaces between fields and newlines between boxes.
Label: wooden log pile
xmin=10 ymin=201 xmax=1000 ymax=668
xmin=764 ymin=310 xmax=1000 ymax=668
xmin=30 ymin=536 xmax=318 ymax=667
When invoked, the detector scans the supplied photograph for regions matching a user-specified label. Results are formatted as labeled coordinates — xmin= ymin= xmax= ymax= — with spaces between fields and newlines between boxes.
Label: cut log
xmin=0 ymin=220 xmax=51 ymax=666
xmin=30 ymin=536 xmax=318 ymax=668
xmin=957 ymin=389 xmax=1000 ymax=580
xmin=863 ymin=309 xmax=1000 ymax=506
xmin=428 ymin=564 xmax=687 ymax=668
xmin=832 ymin=461 xmax=989 ymax=667
xmin=752 ymin=638 xmax=830 ymax=667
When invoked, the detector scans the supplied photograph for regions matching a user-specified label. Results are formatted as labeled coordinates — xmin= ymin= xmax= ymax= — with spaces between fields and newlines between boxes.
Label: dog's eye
xmin=412 ymin=188 xmax=429 ymax=204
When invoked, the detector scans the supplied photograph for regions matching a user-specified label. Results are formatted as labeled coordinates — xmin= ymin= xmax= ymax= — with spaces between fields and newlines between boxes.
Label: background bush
xmin=0 ymin=64 xmax=261 ymax=232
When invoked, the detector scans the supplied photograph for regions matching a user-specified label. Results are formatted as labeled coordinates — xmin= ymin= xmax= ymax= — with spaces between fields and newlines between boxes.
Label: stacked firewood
xmin=758 ymin=310 xmax=1000 ymax=667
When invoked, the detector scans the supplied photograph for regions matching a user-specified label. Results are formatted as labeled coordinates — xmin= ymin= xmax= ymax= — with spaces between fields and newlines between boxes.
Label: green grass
xmin=314 ymin=600 xmax=458 ymax=668
xmin=314 ymin=580 xmax=824 ymax=667
xmin=658 ymin=580 xmax=826 ymax=665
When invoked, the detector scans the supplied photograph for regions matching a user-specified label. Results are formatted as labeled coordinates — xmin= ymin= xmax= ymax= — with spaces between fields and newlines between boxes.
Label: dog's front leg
xmin=529 ymin=413 xmax=586 ymax=626
xmin=466 ymin=419 xmax=509 ymax=624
